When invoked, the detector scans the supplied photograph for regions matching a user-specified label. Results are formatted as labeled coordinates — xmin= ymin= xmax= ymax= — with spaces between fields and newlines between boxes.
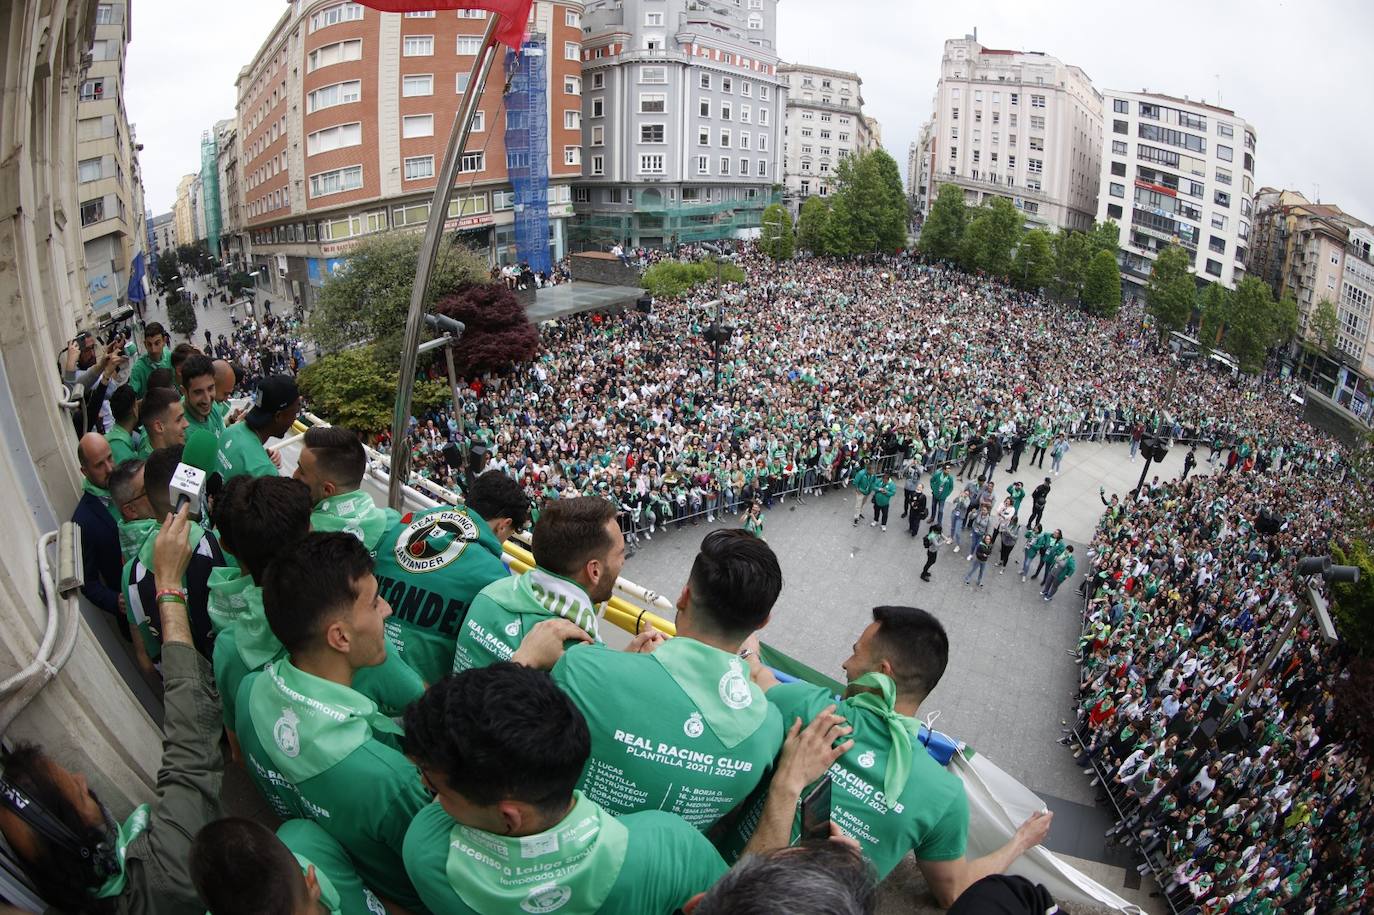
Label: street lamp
xmin=1131 ymin=425 xmax=1170 ymax=498
xmin=698 ymin=243 xmax=735 ymax=392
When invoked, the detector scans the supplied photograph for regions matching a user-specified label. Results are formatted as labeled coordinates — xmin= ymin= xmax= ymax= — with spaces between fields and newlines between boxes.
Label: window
xmin=1028 ymin=158 xmax=1043 ymax=174
xmin=640 ymin=124 xmax=664 ymax=143
xmin=78 ymin=79 xmax=105 ymax=101
xmin=95 ymin=4 xmax=114 ymax=24
xmin=591 ymin=98 xmax=604 ymax=118
xmin=1205 ymin=258 xmax=1222 ymax=277
xmin=739 ymin=157 xmax=749 ymax=175
xmin=760 ymin=85 xmax=770 ymax=101
xmin=591 ymin=126 xmax=603 ymax=146
xmin=700 ymin=72 xmax=712 ymax=90
xmin=459 ymin=151 xmax=484 ymax=172
xmin=740 ymin=82 xmax=752 ymax=98
xmin=974 ymin=111 xmax=982 ymax=124
xmin=1215 ymin=167 xmax=1232 ymax=185
xmin=1113 ymin=98 xmax=1128 ymax=114
xmin=698 ymin=127 xmax=709 ymax=146
xmin=590 ymin=155 xmax=604 ymax=176
xmin=722 ymin=77 xmax=733 ymax=94
xmin=306 ymin=80 xmax=361 ymax=113
xmin=402 ymin=74 xmax=433 ymax=97
xmin=972 ymin=150 xmax=980 ymax=164
xmin=402 ymin=114 xmax=433 ymax=138
xmin=640 ymin=93 xmax=666 ymax=113
xmin=309 ymin=39 xmax=366 ymax=73
xmin=565 ymin=9 xmax=580 ymax=27
xmin=1109 ymin=182 xmax=1125 ymax=198
xmin=1217 ymin=144 xmax=1233 ymax=161
xmin=747 ymin=13 xmax=762 ymax=29
xmin=1026 ymin=177 xmax=1041 ymax=191
xmin=740 ymin=106 xmax=751 ymax=124
xmin=739 ymin=132 xmax=750 ymax=150
xmin=309 ymin=2 xmax=362 ymax=32
xmin=564 ymin=42 xmax=579 ymax=60
xmin=403 ymin=155 xmax=434 ymax=180
xmin=1029 ymin=137 xmax=1043 ymax=151
xmin=1112 ymin=140 xmax=1127 ymax=155
xmin=948 ymin=146 xmax=957 ymax=160
xmin=951 ymin=107 xmax=959 ymax=122
xmin=564 ymin=146 xmax=580 ymax=166
xmin=719 ymin=129 xmax=731 ymax=147
xmin=1030 ymin=94 xmax=1045 ymax=108
xmin=696 ymin=155 xmax=709 ymax=174
xmin=758 ymin=134 xmax=767 ymax=151
xmin=1211 ymin=213 xmax=1228 ymax=230
xmin=403 ymin=35 xmax=433 ymax=56
xmin=309 ymin=164 xmax=363 ymax=197
xmin=639 ymin=154 xmax=664 ymax=174
xmin=565 ymin=110 xmax=582 ymax=130
xmin=306 ymin=122 xmax=361 ymax=155
xmin=78 ymin=157 xmax=102 ymax=182
xmin=591 ymin=72 xmax=604 ymax=89
xmin=564 ymin=76 xmax=580 ymax=95
xmin=456 ymin=35 xmax=482 ymax=54
xmin=1110 ymin=161 xmax=1126 ymax=177
xmin=719 ymin=157 xmax=730 ymax=175
xmin=645 ymin=11 xmax=663 ymax=25
xmin=456 ymin=73 xmax=470 ymax=93
xmin=1217 ymin=123 xmax=1234 ymax=138
xmin=1214 ymin=190 xmax=1231 ymax=208
xmin=699 ymin=99 xmax=711 ymax=117
xmin=758 ymin=108 xmax=768 ymax=126
xmin=721 ymin=103 xmax=732 ymax=121
xmin=757 ymin=159 xmax=768 ymax=177
xmin=1113 ymin=119 xmax=1128 ymax=135
xmin=1107 ymin=203 xmax=1123 ymax=219
xmin=1209 ymin=235 xmax=1226 ymax=254
xmin=641 ymin=66 xmax=667 ymax=84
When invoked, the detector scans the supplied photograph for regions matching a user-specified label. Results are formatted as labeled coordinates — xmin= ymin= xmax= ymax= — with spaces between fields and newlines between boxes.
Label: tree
xmin=1330 ymin=539 xmax=1374 ymax=657
xmin=166 ymin=289 xmax=198 ymax=339
xmin=757 ymin=203 xmax=794 ymax=261
xmin=1051 ymin=230 xmax=1093 ymax=303
xmin=297 ymin=345 xmax=449 ymax=436
xmin=306 ymin=232 xmax=488 ymax=369
xmin=155 ymin=254 xmax=180 ymax=293
xmin=1223 ymin=276 xmax=1283 ymax=374
xmin=796 ymin=197 xmax=830 ymax=254
xmin=1311 ymin=298 xmax=1340 ymax=353
xmin=919 ymin=183 xmax=966 ymax=260
xmin=1082 ymin=249 xmax=1123 ymax=316
xmin=1197 ymin=282 xmax=1231 ymax=354
xmin=226 ymin=271 xmax=255 ymax=298
xmin=1085 ymin=220 xmax=1121 ymax=257
xmin=1011 ymin=229 xmax=1055 ymax=291
xmin=1274 ymin=294 xmax=1299 ymax=348
xmin=959 ymin=197 xmax=1022 ymax=277
xmin=1145 ymin=246 xmax=1197 ymax=338
xmin=822 ymin=149 xmax=908 ymax=256
xmin=433 ymin=282 xmax=540 ymax=376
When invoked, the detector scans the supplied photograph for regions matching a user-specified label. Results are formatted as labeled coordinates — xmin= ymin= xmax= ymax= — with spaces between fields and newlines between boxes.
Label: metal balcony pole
xmin=387 ymin=13 xmax=503 ymax=509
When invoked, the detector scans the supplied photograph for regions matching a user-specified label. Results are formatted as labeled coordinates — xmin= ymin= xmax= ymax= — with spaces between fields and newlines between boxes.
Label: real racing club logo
xmin=395 ymin=509 xmax=481 ymax=574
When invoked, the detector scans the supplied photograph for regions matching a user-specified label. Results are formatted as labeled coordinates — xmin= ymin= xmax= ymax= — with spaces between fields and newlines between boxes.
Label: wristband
xmin=157 ymin=594 xmax=188 ymax=607
xmin=156 ymin=588 xmax=187 ymax=601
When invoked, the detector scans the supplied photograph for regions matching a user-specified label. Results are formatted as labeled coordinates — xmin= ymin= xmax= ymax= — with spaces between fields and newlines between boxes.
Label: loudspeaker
xmin=442 ymin=443 xmax=465 ymax=469
xmin=468 ymin=444 xmax=488 ymax=474
xmin=1216 ymin=720 xmax=1250 ymax=753
xmin=636 ymin=296 xmax=653 ymax=314
xmin=1190 ymin=717 xmax=1220 ymax=751
xmin=1256 ymin=509 xmax=1281 ymax=536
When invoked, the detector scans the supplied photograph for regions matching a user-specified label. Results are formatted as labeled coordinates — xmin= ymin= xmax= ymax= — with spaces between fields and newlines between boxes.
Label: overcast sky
xmin=129 ymin=0 xmax=1374 ymax=223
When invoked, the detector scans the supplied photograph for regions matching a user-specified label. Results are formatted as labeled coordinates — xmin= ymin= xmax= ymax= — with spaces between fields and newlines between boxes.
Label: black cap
xmin=246 ymin=375 xmax=299 ymax=429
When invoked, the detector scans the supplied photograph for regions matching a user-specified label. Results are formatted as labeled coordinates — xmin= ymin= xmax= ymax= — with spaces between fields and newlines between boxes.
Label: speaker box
xmin=442 ymin=443 xmax=465 ymax=468
xmin=1256 ymin=509 xmax=1281 ymax=536
xmin=1190 ymin=717 xmax=1220 ymax=752
xmin=1215 ymin=721 xmax=1250 ymax=753
xmin=636 ymin=296 xmax=653 ymax=314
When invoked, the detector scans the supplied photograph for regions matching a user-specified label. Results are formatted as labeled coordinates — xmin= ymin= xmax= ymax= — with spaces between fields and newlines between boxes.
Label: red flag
xmin=356 ymin=1 xmax=534 ymax=49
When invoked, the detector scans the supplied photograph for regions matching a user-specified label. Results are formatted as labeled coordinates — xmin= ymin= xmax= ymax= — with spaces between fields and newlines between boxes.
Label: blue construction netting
xmin=503 ymin=38 xmax=551 ymax=275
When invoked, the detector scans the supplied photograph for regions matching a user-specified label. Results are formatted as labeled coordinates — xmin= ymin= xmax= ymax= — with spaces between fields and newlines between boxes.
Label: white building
xmin=1095 ymin=89 xmax=1257 ymax=293
xmin=779 ymin=63 xmax=873 ymax=208
xmin=909 ymin=118 xmax=934 ymax=213
xmin=925 ymin=36 xmax=1102 ymax=231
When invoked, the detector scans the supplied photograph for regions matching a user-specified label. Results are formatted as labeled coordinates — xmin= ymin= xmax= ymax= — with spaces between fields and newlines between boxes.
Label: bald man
xmin=72 ymin=433 xmax=124 ymax=621
xmin=212 ymin=359 xmax=246 ymax=425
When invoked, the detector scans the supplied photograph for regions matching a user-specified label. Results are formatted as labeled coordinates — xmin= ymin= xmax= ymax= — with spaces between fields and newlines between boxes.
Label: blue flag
xmin=127 ymin=252 xmax=145 ymax=303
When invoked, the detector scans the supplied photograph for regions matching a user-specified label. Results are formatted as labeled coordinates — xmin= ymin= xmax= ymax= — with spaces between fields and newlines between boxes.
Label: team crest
xmin=684 ymin=712 xmax=705 ymax=738
xmin=857 ymin=750 xmax=876 ymax=769
xmin=520 ymin=884 xmax=572 ymax=914
xmin=505 ymin=620 xmax=522 ymax=638
xmin=394 ymin=510 xmax=480 ymax=573
xmin=273 ymin=708 xmax=301 ymax=758
xmin=718 ymin=659 xmax=754 ymax=710
xmin=364 ymin=891 xmax=385 ymax=915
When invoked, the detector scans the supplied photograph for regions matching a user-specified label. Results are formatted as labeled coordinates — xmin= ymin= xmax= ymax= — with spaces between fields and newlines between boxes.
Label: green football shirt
xmin=724 ymin=680 xmax=969 ymax=879
xmin=183 ymin=398 xmax=227 ymax=441
xmin=403 ymin=802 xmax=726 ymax=915
xmin=276 ymin=819 xmax=387 ymax=915
xmin=552 ymin=638 xmax=784 ymax=830
xmin=214 ymin=420 xmax=278 ymax=481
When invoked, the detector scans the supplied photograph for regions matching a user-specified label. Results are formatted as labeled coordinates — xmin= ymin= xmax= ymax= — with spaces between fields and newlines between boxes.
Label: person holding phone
xmin=727 ymin=606 xmax=1053 ymax=907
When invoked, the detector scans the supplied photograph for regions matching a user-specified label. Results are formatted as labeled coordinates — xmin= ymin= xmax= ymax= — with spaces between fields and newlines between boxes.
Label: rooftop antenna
xmin=1214 ymin=73 xmax=1222 ymax=106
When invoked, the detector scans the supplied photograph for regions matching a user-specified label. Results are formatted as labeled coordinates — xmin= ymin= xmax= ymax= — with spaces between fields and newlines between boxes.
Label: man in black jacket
xmin=907 ymin=482 xmax=928 ymax=536
xmin=981 ymin=436 xmax=1004 ymax=483
xmin=1027 ymin=477 xmax=1052 ymax=529
xmin=73 ymin=433 xmax=123 ymax=624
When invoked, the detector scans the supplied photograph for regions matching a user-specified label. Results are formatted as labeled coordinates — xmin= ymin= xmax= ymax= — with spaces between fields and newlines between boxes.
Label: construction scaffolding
xmin=503 ymin=37 xmax=551 ymax=274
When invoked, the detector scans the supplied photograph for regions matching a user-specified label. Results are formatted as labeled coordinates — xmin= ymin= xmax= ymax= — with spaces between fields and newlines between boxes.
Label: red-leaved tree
xmin=433 ymin=281 xmax=539 ymax=376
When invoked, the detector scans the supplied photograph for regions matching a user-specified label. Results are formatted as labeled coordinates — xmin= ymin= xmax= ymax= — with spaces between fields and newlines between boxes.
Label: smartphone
xmin=799 ymin=775 xmax=833 ymax=841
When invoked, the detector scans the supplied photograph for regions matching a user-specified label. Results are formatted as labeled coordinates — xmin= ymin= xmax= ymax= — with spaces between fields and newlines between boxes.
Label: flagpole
xmin=387 ymin=12 xmax=504 ymax=509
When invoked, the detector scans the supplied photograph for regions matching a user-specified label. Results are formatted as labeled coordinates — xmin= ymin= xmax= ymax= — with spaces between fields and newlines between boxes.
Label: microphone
xmin=170 ymin=430 xmax=219 ymax=518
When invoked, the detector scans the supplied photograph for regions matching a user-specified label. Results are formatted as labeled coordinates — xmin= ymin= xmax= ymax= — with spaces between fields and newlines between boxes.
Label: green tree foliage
xmin=820 ymin=149 xmax=908 ymax=256
xmin=175 ymin=243 xmax=213 ymax=274
xmin=306 ymin=232 xmax=488 ymax=368
xmin=1274 ymin=294 xmax=1299 ymax=348
xmin=796 ymin=196 xmax=830 ymax=253
xmin=1330 ymin=539 xmax=1374 ymax=657
xmin=919 ymin=183 xmax=966 ymax=260
xmin=1197 ymin=282 xmax=1231 ymax=353
xmin=1223 ymin=276 xmax=1285 ymax=374
xmin=155 ymin=254 xmax=181 ymax=293
xmin=1145 ymin=246 xmax=1197 ymax=338
xmin=1311 ymin=298 xmax=1340 ymax=352
xmin=1051 ymin=230 xmax=1093 ymax=303
xmin=297 ymin=345 xmax=449 ymax=436
xmin=433 ymin=282 xmax=539 ymax=376
xmin=166 ymin=290 xmax=197 ymax=339
xmin=226 ymin=271 xmax=255 ymax=298
xmin=1011 ymin=229 xmax=1055 ymax=291
xmin=641 ymin=259 xmax=746 ymax=299
xmin=1082 ymin=249 xmax=1123 ymax=316
xmin=958 ymin=197 xmax=1022 ymax=277
xmin=1086 ymin=220 xmax=1121 ymax=257
xmin=757 ymin=203 xmax=795 ymax=261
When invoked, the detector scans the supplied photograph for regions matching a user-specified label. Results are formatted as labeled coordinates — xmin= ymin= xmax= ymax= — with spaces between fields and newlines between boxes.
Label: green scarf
xmin=117 ymin=517 xmax=159 ymax=564
xmin=248 ymin=660 xmax=403 ymax=782
xmin=82 ymin=477 xmax=122 ymax=526
xmin=206 ymin=566 xmax=257 ymax=633
xmin=93 ymin=804 xmax=151 ymax=898
xmin=445 ymin=791 xmax=628 ymax=915
xmin=311 ymin=492 xmax=399 ymax=553
xmin=651 ymin=637 xmax=767 ymax=748
xmin=844 ymin=672 xmax=921 ymax=802
xmin=517 ymin=568 xmax=602 ymax=642
xmin=137 ymin=519 xmax=207 ymax=574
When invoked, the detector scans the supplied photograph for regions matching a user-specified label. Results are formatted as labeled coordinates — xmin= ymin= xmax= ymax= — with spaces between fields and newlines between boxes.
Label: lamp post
xmin=1131 ymin=424 xmax=1170 ymax=499
xmin=699 ymin=243 xmax=734 ymax=393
